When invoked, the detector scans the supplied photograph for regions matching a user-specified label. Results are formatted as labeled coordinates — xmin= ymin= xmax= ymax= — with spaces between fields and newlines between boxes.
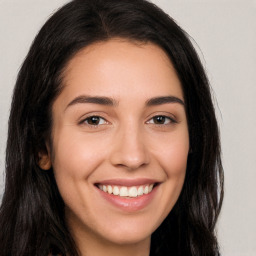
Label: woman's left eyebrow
xmin=146 ymin=96 xmax=184 ymax=106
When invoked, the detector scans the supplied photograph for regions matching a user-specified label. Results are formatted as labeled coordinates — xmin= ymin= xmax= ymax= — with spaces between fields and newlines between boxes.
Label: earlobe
xmin=38 ymin=152 xmax=52 ymax=170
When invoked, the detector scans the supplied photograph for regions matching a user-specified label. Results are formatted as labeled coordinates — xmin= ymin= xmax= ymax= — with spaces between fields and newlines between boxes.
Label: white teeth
xmin=120 ymin=187 xmax=128 ymax=197
xmin=113 ymin=186 xmax=119 ymax=195
xmin=107 ymin=185 xmax=112 ymax=194
xmin=128 ymin=186 xmax=138 ymax=197
xmin=138 ymin=186 xmax=144 ymax=196
xmin=98 ymin=183 xmax=155 ymax=197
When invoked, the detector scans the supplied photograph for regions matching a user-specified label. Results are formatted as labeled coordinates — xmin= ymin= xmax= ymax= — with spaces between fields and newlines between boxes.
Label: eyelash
xmin=146 ymin=115 xmax=177 ymax=125
xmin=80 ymin=115 xmax=177 ymax=127
xmin=80 ymin=115 xmax=108 ymax=126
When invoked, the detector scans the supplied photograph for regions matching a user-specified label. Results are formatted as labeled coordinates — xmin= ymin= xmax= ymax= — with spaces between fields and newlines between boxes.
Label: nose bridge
xmin=110 ymin=119 xmax=150 ymax=170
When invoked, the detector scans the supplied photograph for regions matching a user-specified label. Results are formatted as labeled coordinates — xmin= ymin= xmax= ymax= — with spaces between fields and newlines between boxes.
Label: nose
xmin=109 ymin=125 xmax=150 ymax=170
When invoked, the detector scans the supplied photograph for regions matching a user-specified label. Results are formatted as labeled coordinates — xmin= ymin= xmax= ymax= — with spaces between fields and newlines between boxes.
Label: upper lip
xmin=94 ymin=178 xmax=160 ymax=187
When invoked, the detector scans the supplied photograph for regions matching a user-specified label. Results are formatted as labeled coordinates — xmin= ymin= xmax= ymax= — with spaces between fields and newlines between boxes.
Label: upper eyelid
xmin=146 ymin=112 xmax=178 ymax=122
xmin=146 ymin=115 xmax=177 ymax=124
xmin=78 ymin=116 xmax=106 ymax=126
xmin=78 ymin=112 xmax=109 ymax=123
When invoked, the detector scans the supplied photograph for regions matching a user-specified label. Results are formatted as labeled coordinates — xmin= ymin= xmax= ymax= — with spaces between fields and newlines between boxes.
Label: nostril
xmin=115 ymin=162 xmax=148 ymax=171
xmin=111 ymin=153 xmax=150 ymax=171
xmin=109 ymin=134 xmax=150 ymax=169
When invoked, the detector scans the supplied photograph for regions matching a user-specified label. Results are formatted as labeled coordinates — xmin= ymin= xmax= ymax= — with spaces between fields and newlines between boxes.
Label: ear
xmin=38 ymin=144 xmax=52 ymax=170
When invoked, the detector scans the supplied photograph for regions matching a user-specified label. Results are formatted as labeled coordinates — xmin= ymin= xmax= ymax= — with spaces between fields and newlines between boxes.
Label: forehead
xmin=58 ymin=38 xmax=183 ymax=106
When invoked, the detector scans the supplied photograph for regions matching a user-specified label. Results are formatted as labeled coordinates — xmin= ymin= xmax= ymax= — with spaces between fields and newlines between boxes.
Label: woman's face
xmin=48 ymin=39 xmax=189 ymax=247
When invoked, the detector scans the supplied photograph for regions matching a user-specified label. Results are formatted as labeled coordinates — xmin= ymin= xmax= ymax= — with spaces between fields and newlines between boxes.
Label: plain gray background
xmin=0 ymin=0 xmax=255 ymax=255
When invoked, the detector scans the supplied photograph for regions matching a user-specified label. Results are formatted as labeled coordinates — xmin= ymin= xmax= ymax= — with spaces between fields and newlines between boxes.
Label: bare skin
xmin=40 ymin=39 xmax=189 ymax=256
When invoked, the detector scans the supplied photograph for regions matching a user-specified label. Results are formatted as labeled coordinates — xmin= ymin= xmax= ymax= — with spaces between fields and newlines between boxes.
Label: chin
xmin=93 ymin=216 xmax=160 ymax=246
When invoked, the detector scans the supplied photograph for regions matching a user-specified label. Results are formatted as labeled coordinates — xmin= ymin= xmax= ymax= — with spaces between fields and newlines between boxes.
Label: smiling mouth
xmin=96 ymin=183 xmax=157 ymax=198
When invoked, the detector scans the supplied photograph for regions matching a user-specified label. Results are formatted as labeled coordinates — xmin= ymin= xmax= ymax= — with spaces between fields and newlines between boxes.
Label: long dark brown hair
xmin=0 ymin=0 xmax=223 ymax=255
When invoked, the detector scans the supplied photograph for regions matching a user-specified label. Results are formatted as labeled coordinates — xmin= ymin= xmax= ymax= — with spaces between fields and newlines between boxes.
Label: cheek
xmin=160 ymin=139 xmax=188 ymax=191
xmin=51 ymin=128 xmax=107 ymax=189
xmin=146 ymin=130 xmax=189 ymax=221
xmin=164 ymin=144 xmax=188 ymax=175
xmin=51 ymin=130 xmax=110 ymax=219
xmin=154 ymin=129 xmax=189 ymax=189
xmin=152 ymin=129 xmax=189 ymax=177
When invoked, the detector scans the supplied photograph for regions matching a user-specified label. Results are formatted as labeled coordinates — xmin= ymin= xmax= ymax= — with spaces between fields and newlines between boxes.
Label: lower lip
xmin=96 ymin=185 xmax=159 ymax=212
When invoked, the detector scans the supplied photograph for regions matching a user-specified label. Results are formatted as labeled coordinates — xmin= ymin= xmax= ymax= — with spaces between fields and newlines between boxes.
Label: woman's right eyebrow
xmin=65 ymin=95 xmax=118 ymax=111
xmin=146 ymin=96 xmax=185 ymax=106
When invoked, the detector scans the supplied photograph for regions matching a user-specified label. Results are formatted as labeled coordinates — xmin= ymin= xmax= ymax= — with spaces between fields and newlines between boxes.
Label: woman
xmin=0 ymin=0 xmax=224 ymax=255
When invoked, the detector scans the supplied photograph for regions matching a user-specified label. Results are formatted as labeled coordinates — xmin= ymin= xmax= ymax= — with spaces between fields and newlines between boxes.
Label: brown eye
xmin=147 ymin=115 xmax=175 ymax=125
xmin=84 ymin=116 xmax=106 ymax=126
xmin=153 ymin=116 xmax=167 ymax=124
